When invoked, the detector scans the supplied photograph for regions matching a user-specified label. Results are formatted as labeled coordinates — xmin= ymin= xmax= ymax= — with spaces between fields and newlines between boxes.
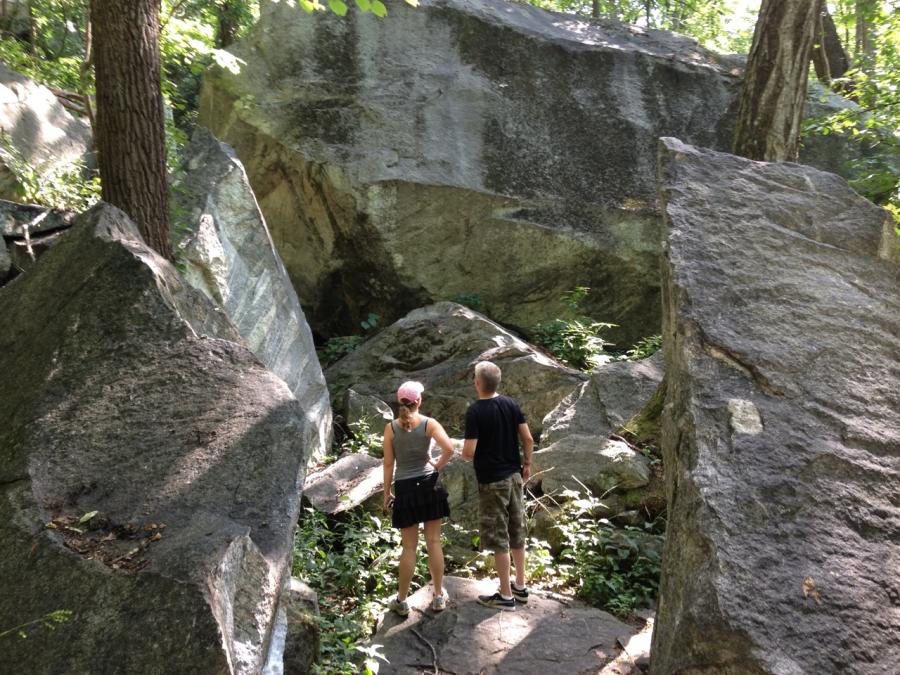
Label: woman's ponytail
xmin=398 ymin=401 xmax=417 ymax=432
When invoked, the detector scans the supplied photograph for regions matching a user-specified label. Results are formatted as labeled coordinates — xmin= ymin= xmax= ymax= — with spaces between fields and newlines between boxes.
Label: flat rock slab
xmin=373 ymin=576 xmax=635 ymax=674
xmin=303 ymin=453 xmax=383 ymax=514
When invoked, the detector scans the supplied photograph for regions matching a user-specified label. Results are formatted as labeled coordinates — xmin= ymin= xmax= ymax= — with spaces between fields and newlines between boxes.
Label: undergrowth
xmin=293 ymin=482 xmax=664 ymax=672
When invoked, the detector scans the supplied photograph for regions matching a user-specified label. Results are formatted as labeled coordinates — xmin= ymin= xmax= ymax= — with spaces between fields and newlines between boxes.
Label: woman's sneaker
xmin=511 ymin=584 xmax=529 ymax=604
xmin=431 ymin=590 xmax=447 ymax=611
xmin=477 ymin=592 xmax=516 ymax=611
xmin=388 ymin=597 xmax=410 ymax=617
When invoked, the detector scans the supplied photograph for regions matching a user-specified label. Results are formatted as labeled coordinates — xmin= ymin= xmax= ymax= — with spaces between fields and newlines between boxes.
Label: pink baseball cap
xmin=397 ymin=381 xmax=424 ymax=405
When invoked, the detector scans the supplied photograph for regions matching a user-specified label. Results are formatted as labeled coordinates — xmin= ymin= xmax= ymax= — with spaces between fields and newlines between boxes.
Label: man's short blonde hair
xmin=475 ymin=361 xmax=501 ymax=393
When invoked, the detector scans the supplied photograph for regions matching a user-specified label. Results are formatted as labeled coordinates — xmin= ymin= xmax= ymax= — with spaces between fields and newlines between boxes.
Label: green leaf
xmin=79 ymin=511 xmax=99 ymax=524
xmin=355 ymin=0 xmax=372 ymax=10
xmin=328 ymin=0 xmax=349 ymax=16
xmin=371 ymin=0 xmax=387 ymax=17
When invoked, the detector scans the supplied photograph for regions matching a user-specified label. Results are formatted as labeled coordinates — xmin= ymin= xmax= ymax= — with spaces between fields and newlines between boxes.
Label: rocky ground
xmin=371 ymin=576 xmax=651 ymax=675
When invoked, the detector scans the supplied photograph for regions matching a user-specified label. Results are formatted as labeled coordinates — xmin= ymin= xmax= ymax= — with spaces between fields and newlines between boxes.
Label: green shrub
xmin=531 ymin=287 xmax=616 ymax=371
xmin=293 ymin=507 xmax=428 ymax=673
xmin=554 ymin=489 xmax=664 ymax=617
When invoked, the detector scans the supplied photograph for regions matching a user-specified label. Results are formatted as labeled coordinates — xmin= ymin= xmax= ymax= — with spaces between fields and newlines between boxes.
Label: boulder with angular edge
xmin=0 ymin=203 xmax=319 ymax=673
xmin=650 ymin=138 xmax=899 ymax=674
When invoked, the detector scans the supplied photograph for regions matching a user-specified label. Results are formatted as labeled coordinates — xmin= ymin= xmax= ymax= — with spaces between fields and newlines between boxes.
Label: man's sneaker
xmin=431 ymin=591 xmax=447 ymax=612
xmin=388 ymin=597 xmax=410 ymax=617
xmin=511 ymin=584 xmax=529 ymax=604
xmin=477 ymin=592 xmax=516 ymax=611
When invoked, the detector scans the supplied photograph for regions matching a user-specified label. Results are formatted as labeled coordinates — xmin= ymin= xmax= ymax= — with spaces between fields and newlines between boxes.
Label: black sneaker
xmin=511 ymin=585 xmax=529 ymax=604
xmin=477 ymin=592 xmax=516 ymax=611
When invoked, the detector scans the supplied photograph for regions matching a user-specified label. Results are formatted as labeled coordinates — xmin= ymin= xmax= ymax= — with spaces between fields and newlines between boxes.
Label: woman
xmin=383 ymin=380 xmax=455 ymax=615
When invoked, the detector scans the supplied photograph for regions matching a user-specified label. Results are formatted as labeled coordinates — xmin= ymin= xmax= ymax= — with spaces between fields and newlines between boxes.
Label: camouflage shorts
xmin=478 ymin=472 xmax=526 ymax=553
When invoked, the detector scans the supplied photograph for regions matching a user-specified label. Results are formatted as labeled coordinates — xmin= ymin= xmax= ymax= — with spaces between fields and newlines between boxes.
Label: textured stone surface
xmin=200 ymin=0 xmax=856 ymax=345
xmin=533 ymin=437 xmax=650 ymax=496
xmin=542 ymin=350 xmax=664 ymax=446
xmin=0 ymin=199 xmax=76 ymax=236
xmin=325 ymin=302 xmax=585 ymax=436
xmin=0 ymin=204 xmax=316 ymax=673
xmin=0 ymin=62 xmax=92 ymax=199
xmin=282 ymin=578 xmax=320 ymax=675
xmin=302 ymin=453 xmax=383 ymax=515
xmin=372 ymin=575 xmax=634 ymax=674
xmin=650 ymin=139 xmax=899 ymax=674
xmin=344 ymin=388 xmax=393 ymax=431
xmin=174 ymin=128 xmax=331 ymax=461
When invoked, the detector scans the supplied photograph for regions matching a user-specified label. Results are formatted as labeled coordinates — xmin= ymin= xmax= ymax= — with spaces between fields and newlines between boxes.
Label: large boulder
xmin=0 ymin=62 xmax=92 ymax=200
xmin=542 ymin=350 xmax=664 ymax=446
xmin=174 ymin=128 xmax=331 ymax=461
xmin=325 ymin=302 xmax=586 ymax=436
xmin=200 ymin=0 xmax=853 ymax=345
xmin=650 ymin=139 xmax=899 ymax=674
xmin=0 ymin=204 xmax=319 ymax=673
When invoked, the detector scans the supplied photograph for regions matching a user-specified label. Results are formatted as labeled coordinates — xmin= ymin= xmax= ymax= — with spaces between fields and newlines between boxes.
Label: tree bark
xmin=90 ymin=0 xmax=171 ymax=259
xmin=854 ymin=0 xmax=876 ymax=66
xmin=812 ymin=5 xmax=850 ymax=82
xmin=733 ymin=0 xmax=822 ymax=162
xmin=592 ymin=0 xmax=600 ymax=19
xmin=215 ymin=1 xmax=238 ymax=48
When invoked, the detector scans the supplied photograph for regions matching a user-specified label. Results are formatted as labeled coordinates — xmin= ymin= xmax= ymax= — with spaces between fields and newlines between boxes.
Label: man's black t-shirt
xmin=464 ymin=395 xmax=526 ymax=484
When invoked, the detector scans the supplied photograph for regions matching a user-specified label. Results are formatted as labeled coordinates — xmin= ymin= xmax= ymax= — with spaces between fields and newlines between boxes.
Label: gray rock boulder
xmin=650 ymin=139 xmax=899 ymax=674
xmin=533 ymin=437 xmax=650 ymax=497
xmin=344 ymin=388 xmax=393 ymax=431
xmin=325 ymin=302 xmax=586 ymax=436
xmin=0 ymin=62 xmax=92 ymax=199
xmin=302 ymin=453 xmax=383 ymax=515
xmin=0 ymin=204 xmax=317 ymax=673
xmin=542 ymin=350 xmax=664 ymax=446
xmin=200 ymin=0 xmax=855 ymax=345
xmin=282 ymin=578 xmax=320 ymax=675
xmin=174 ymin=128 xmax=331 ymax=462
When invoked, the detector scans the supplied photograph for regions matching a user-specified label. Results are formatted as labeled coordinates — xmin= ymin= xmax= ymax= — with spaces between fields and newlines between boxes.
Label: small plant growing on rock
xmin=553 ymin=488 xmax=664 ymax=617
xmin=531 ymin=287 xmax=616 ymax=372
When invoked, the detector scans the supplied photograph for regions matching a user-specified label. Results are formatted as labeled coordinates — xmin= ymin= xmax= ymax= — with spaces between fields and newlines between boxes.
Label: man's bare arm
xmin=461 ymin=438 xmax=477 ymax=461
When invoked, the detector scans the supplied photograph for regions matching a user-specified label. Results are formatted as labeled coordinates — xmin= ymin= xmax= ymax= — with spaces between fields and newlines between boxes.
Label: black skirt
xmin=392 ymin=471 xmax=450 ymax=529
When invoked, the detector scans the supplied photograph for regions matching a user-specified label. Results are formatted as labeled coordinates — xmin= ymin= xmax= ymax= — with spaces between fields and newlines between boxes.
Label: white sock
xmin=500 ymin=593 xmax=513 ymax=601
xmin=512 ymin=582 xmax=526 ymax=591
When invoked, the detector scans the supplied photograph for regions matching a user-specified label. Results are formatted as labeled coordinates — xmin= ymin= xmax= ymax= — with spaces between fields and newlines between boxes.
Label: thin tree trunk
xmin=854 ymin=0 xmax=876 ymax=67
xmin=80 ymin=11 xmax=95 ymax=138
xmin=215 ymin=1 xmax=238 ymax=48
xmin=733 ymin=0 xmax=822 ymax=162
xmin=91 ymin=0 xmax=171 ymax=259
xmin=592 ymin=0 xmax=600 ymax=19
xmin=812 ymin=5 xmax=850 ymax=82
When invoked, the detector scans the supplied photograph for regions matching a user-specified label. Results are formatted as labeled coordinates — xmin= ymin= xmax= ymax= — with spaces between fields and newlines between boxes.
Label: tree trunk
xmin=854 ymin=0 xmax=876 ymax=66
xmin=90 ymin=0 xmax=171 ymax=259
xmin=812 ymin=5 xmax=850 ymax=82
xmin=592 ymin=0 xmax=600 ymax=19
xmin=733 ymin=0 xmax=822 ymax=162
xmin=214 ymin=1 xmax=238 ymax=48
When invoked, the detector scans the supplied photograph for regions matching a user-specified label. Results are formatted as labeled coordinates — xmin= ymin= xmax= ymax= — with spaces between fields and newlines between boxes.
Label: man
xmin=461 ymin=360 xmax=534 ymax=610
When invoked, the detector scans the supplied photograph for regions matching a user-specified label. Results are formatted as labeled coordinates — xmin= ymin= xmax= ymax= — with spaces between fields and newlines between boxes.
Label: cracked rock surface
xmin=651 ymin=139 xmax=899 ymax=674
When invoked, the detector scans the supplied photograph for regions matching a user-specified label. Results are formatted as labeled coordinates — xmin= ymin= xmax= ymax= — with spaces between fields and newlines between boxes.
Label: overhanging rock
xmin=200 ymin=0 xmax=857 ymax=346
xmin=0 ymin=204 xmax=316 ymax=673
xmin=651 ymin=138 xmax=899 ymax=674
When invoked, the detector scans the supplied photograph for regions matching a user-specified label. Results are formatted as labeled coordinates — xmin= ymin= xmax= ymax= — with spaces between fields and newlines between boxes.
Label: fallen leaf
xmin=79 ymin=510 xmax=99 ymax=524
xmin=802 ymin=577 xmax=822 ymax=604
xmin=149 ymin=532 xmax=162 ymax=542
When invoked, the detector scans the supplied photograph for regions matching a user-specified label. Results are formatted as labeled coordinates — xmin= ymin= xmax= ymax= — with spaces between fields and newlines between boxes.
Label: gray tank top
xmin=392 ymin=416 xmax=435 ymax=482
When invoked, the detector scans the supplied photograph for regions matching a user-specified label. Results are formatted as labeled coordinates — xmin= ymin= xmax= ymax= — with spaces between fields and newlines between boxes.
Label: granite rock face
xmin=542 ymin=350 xmax=664 ymax=446
xmin=200 ymin=0 xmax=855 ymax=345
xmin=650 ymin=139 xmax=899 ymax=674
xmin=0 ymin=62 xmax=92 ymax=199
xmin=325 ymin=302 xmax=585 ymax=436
xmin=0 ymin=204 xmax=317 ymax=673
xmin=174 ymin=128 xmax=331 ymax=462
